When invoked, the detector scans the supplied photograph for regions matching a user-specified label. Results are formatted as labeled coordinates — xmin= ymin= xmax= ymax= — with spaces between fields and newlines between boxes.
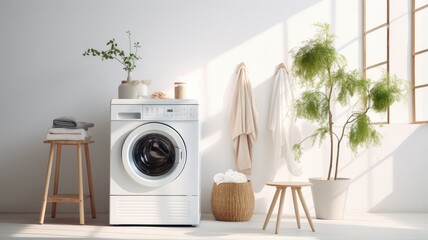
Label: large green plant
xmin=291 ymin=23 xmax=403 ymax=180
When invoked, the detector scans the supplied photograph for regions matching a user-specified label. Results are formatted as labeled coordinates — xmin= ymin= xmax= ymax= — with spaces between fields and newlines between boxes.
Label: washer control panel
xmin=142 ymin=105 xmax=198 ymax=120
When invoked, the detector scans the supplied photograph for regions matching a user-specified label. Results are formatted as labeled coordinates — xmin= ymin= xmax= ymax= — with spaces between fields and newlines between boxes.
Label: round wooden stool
xmin=39 ymin=140 xmax=96 ymax=224
xmin=262 ymin=182 xmax=315 ymax=234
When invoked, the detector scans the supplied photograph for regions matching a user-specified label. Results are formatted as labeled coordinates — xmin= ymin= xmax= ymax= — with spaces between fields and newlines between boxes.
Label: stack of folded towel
xmin=46 ymin=116 xmax=94 ymax=141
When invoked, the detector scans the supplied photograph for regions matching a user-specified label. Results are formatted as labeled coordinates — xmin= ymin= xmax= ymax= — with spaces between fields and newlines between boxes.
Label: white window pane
xmin=367 ymin=64 xmax=388 ymax=123
xmin=415 ymin=53 xmax=428 ymax=86
xmin=415 ymin=10 xmax=428 ymax=52
xmin=415 ymin=87 xmax=428 ymax=122
xmin=366 ymin=64 xmax=387 ymax=82
xmin=368 ymin=109 xmax=388 ymax=123
xmin=366 ymin=0 xmax=387 ymax=31
xmin=415 ymin=0 xmax=428 ymax=9
xmin=366 ymin=28 xmax=387 ymax=67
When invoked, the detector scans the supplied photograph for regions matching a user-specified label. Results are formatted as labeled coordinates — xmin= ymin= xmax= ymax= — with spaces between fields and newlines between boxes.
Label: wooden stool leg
xmin=77 ymin=144 xmax=85 ymax=225
xmin=263 ymin=188 xmax=281 ymax=230
xmin=39 ymin=143 xmax=55 ymax=224
xmin=84 ymin=143 xmax=96 ymax=219
xmin=292 ymin=187 xmax=301 ymax=229
xmin=275 ymin=187 xmax=286 ymax=234
xmin=297 ymin=189 xmax=315 ymax=232
xmin=51 ymin=144 xmax=62 ymax=218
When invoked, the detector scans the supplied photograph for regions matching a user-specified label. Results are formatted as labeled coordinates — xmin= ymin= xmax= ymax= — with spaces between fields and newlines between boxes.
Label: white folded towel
xmin=46 ymin=128 xmax=91 ymax=141
xmin=213 ymin=169 xmax=248 ymax=185
xmin=48 ymin=128 xmax=87 ymax=134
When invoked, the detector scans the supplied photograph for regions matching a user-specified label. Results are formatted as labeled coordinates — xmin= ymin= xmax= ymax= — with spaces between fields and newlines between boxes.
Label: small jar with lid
xmin=174 ymin=82 xmax=186 ymax=99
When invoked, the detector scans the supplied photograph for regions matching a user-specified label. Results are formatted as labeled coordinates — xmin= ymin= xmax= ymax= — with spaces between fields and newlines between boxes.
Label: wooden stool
xmin=262 ymin=182 xmax=315 ymax=234
xmin=39 ymin=140 xmax=96 ymax=224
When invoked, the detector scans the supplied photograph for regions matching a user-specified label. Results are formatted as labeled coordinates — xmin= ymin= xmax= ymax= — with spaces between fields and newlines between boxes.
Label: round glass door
xmin=122 ymin=122 xmax=186 ymax=187
xmin=132 ymin=133 xmax=175 ymax=176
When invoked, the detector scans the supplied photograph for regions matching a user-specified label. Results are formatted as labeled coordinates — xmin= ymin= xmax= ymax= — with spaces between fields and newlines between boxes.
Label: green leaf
xmin=312 ymin=127 xmax=329 ymax=146
xmin=348 ymin=115 xmax=380 ymax=152
xmin=370 ymin=73 xmax=403 ymax=112
xmin=291 ymin=23 xmax=339 ymax=85
xmin=293 ymin=144 xmax=303 ymax=161
xmin=336 ymin=70 xmax=369 ymax=106
xmin=295 ymin=91 xmax=328 ymax=121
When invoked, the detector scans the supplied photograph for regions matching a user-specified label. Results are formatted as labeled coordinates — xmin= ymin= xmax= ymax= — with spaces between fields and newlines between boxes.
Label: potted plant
xmin=83 ymin=31 xmax=141 ymax=81
xmin=290 ymin=23 xmax=403 ymax=219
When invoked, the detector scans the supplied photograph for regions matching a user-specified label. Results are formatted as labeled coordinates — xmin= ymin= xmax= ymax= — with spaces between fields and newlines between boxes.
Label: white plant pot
xmin=118 ymin=81 xmax=137 ymax=99
xmin=309 ymin=178 xmax=351 ymax=220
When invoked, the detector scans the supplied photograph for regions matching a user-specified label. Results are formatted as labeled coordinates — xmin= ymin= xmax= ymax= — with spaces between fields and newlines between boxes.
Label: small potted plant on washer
xmin=83 ymin=31 xmax=141 ymax=81
xmin=83 ymin=31 xmax=141 ymax=98
xmin=290 ymin=23 xmax=404 ymax=219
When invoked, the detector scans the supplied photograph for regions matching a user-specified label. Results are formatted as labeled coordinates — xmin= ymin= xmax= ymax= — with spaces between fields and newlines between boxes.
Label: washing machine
xmin=110 ymin=99 xmax=200 ymax=225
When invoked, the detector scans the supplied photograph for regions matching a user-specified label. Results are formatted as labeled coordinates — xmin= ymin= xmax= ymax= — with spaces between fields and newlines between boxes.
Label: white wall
xmin=0 ymin=0 xmax=427 ymax=215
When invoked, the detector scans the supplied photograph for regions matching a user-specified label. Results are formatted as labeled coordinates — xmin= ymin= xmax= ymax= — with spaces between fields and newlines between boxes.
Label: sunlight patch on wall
xmin=286 ymin=0 xmax=331 ymax=53
xmin=177 ymin=22 xmax=287 ymax=173
xmin=342 ymin=125 xmax=420 ymax=212
xmin=333 ymin=0 xmax=360 ymax=65
xmin=200 ymin=129 xmax=222 ymax=154
xmin=178 ymin=68 xmax=204 ymax=101
xmin=185 ymin=22 xmax=286 ymax=120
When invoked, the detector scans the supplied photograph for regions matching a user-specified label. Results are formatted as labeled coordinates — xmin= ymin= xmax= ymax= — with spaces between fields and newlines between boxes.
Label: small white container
xmin=132 ymin=80 xmax=151 ymax=98
xmin=141 ymin=80 xmax=151 ymax=97
xmin=118 ymin=81 xmax=137 ymax=99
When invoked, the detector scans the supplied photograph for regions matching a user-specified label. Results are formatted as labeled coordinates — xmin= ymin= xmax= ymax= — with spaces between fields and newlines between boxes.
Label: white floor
xmin=0 ymin=213 xmax=427 ymax=240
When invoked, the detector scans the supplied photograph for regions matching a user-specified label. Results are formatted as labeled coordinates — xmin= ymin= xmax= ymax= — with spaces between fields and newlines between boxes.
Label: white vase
xmin=118 ymin=80 xmax=137 ymax=99
xmin=309 ymin=178 xmax=351 ymax=220
xmin=127 ymin=71 xmax=132 ymax=81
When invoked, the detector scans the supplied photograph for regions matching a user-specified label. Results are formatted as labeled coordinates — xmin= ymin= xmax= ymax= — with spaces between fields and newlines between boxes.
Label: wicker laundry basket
xmin=211 ymin=181 xmax=255 ymax=221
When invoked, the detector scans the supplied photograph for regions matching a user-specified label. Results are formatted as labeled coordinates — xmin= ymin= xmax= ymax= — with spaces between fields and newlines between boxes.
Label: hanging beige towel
xmin=229 ymin=63 xmax=258 ymax=175
xmin=268 ymin=64 xmax=302 ymax=176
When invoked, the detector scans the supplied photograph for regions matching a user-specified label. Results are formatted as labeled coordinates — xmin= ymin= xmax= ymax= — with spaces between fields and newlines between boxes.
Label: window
xmin=362 ymin=0 xmax=390 ymax=124
xmin=412 ymin=0 xmax=428 ymax=123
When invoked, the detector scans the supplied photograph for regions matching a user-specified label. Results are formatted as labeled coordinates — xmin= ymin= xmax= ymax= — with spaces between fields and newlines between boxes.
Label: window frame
xmin=362 ymin=0 xmax=390 ymax=124
xmin=412 ymin=0 xmax=428 ymax=123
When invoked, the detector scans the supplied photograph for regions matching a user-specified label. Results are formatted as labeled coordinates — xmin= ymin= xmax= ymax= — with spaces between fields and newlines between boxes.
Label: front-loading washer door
xmin=122 ymin=122 xmax=187 ymax=187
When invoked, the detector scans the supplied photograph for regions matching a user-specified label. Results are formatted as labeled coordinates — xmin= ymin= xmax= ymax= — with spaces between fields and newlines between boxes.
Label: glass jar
xmin=174 ymin=82 xmax=186 ymax=99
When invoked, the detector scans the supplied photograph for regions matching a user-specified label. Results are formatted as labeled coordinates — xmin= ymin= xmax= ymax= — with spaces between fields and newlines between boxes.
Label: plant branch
xmin=326 ymin=67 xmax=335 ymax=180
xmin=333 ymin=108 xmax=370 ymax=179
xmin=83 ymin=31 xmax=141 ymax=74
xmin=127 ymin=31 xmax=132 ymax=54
xmin=113 ymin=56 xmax=126 ymax=66
xmin=295 ymin=131 xmax=322 ymax=146
xmin=332 ymin=132 xmax=339 ymax=141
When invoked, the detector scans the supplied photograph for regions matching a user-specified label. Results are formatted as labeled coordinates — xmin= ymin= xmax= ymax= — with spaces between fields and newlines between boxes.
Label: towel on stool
xmin=46 ymin=128 xmax=91 ymax=141
xmin=52 ymin=116 xmax=94 ymax=130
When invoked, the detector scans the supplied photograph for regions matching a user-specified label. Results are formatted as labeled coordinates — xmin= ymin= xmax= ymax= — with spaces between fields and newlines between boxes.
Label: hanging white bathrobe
xmin=229 ymin=63 xmax=258 ymax=175
xmin=268 ymin=66 xmax=303 ymax=176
